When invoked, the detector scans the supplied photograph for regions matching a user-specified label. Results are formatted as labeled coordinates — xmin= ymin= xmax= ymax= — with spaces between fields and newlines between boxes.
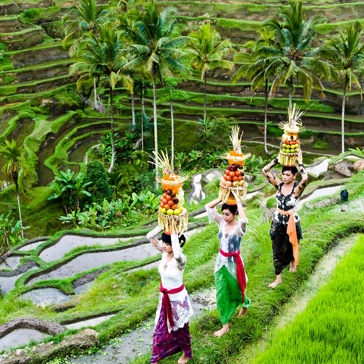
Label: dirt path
xmin=66 ymin=290 xmax=215 ymax=364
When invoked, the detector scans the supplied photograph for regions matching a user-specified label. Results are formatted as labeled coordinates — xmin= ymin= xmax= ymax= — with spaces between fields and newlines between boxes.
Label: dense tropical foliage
xmin=320 ymin=21 xmax=364 ymax=153
xmin=0 ymin=0 xmax=363 ymax=255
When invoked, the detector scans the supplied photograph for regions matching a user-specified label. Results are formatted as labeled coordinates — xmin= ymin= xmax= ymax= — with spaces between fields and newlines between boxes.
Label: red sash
xmin=219 ymin=249 xmax=246 ymax=303
xmin=159 ymin=283 xmax=184 ymax=326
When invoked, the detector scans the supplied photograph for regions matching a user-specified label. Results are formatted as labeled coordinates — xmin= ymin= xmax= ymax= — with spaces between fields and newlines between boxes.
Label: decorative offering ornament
xmin=219 ymin=126 xmax=251 ymax=204
xmin=278 ymin=103 xmax=303 ymax=166
xmin=151 ymin=151 xmax=188 ymax=234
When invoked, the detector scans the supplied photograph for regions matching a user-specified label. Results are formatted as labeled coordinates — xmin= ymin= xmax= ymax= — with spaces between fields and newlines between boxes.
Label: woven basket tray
xmin=219 ymin=183 xmax=248 ymax=203
xmin=157 ymin=208 xmax=188 ymax=234
xmin=227 ymin=155 xmax=246 ymax=165
xmin=278 ymin=151 xmax=300 ymax=166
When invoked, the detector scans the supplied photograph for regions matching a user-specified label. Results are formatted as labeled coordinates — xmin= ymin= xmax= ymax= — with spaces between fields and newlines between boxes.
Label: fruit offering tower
xmin=220 ymin=126 xmax=251 ymax=204
xmin=153 ymin=151 xmax=188 ymax=234
xmin=278 ymin=103 xmax=303 ymax=166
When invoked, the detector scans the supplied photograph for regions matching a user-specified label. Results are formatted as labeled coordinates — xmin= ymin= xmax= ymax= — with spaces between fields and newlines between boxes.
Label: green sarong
xmin=215 ymin=265 xmax=251 ymax=325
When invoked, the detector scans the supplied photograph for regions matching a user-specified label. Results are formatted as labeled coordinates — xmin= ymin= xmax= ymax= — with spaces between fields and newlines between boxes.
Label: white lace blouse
xmin=154 ymin=234 xmax=193 ymax=332
xmin=206 ymin=205 xmax=248 ymax=281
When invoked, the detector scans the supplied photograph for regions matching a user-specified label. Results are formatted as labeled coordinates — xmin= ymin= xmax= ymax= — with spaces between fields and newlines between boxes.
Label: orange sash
xmin=277 ymin=208 xmax=299 ymax=265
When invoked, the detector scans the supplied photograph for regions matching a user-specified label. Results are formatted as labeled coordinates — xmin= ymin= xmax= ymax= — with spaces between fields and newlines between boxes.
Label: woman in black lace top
xmin=262 ymin=151 xmax=308 ymax=288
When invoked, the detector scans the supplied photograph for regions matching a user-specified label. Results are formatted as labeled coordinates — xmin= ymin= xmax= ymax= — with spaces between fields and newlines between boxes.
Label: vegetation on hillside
xmin=0 ymin=2 xmax=363 ymax=361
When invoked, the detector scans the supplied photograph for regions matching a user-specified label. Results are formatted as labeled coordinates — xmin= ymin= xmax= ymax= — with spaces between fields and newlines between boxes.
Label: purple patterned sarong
xmin=151 ymin=304 xmax=192 ymax=363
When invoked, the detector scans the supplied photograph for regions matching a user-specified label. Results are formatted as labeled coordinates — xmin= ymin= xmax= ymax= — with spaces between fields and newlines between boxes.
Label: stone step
xmin=0 ymin=16 xmax=27 ymax=33
xmin=0 ymin=60 xmax=72 ymax=83
xmin=0 ymin=0 xmax=54 ymax=16
xmin=0 ymin=27 xmax=45 ymax=51
xmin=8 ymin=43 xmax=69 ymax=68
xmin=0 ymin=74 xmax=76 ymax=97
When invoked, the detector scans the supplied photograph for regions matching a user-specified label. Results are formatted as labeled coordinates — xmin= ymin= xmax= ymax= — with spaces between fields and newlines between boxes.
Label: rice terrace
xmin=0 ymin=0 xmax=363 ymax=363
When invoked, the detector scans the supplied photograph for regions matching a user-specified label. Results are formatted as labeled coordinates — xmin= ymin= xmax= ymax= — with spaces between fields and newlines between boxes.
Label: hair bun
xmin=179 ymin=234 xmax=186 ymax=246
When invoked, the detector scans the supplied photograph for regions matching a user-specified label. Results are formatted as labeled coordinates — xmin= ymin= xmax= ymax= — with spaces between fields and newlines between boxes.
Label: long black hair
xmin=161 ymin=232 xmax=186 ymax=247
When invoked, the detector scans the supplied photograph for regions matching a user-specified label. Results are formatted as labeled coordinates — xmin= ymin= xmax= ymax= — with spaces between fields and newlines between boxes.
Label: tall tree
xmin=233 ymin=29 xmax=278 ymax=154
xmin=320 ymin=22 xmax=364 ymax=153
xmin=188 ymin=22 xmax=234 ymax=123
xmin=62 ymin=0 xmax=107 ymax=49
xmin=262 ymin=1 xmax=330 ymax=107
xmin=69 ymin=22 xmax=133 ymax=172
xmin=125 ymin=1 xmax=189 ymax=187
xmin=0 ymin=139 xmax=24 ymax=238
xmin=159 ymin=77 xmax=188 ymax=169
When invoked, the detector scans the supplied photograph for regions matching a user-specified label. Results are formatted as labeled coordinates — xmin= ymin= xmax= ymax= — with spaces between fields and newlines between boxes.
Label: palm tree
xmin=262 ymin=1 xmax=330 ymax=107
xmin=188 ymin=22 xmax=234 ymax=123
xmin=233 ymin=29 xmax=277 ymax=154
xmin=62 ymin=0 xmax=107 ymax=49
xmin=125 ymin=1 xmax=189 ymax=187
xmin=0 ymin=139 xmax=24 ymax=238
xmin=159 ymin=77 xmax=187 ymax=169
xmin=320 ymin=22 xmax=364 ymax=153
xmin=69 ymin=22 xmax=133 ymax=172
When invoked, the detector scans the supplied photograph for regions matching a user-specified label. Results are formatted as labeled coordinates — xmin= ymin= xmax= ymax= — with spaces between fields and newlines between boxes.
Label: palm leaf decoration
xmin=151 ymin=150 xmax=187 ymax=192
xmin=230 ymin=125 xmax=244 ymax=154
xmin=279 ymin=103 xmax=304 ymax=134
xmin=221 ymin=126 xmax=251 ymax=165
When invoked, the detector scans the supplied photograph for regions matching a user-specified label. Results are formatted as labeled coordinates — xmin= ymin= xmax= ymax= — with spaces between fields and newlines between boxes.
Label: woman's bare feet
xmin=268 ymin=274 xmax=282 ymax=288
xmin=238 ymin=307 xmax=248 ymax=317
xmin=177 ymin=352 xmax=190 ymax=364
xmin=214 ymin=323 xmax=229 ymax=337
xmin=289 ymin=261 xmax=297 ymax=272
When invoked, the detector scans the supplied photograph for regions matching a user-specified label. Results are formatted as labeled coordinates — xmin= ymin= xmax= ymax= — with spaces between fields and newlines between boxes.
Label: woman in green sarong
xmin=205 ymin=191 xmax=251 ymax=337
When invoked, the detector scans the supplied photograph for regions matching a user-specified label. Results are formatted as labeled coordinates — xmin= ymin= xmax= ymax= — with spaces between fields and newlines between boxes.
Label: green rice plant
xmin=312 ymin=138 xmax=330 ymax=150
xmin=252 ymin=234 xmax=364 ymax=364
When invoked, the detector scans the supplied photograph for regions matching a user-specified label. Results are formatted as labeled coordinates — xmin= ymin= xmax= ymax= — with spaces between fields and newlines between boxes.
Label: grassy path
xmin=1 ymin=171 xmax=362 ymax=364
xmin=51 ymin=233 xmax=362 ymax=364
xmin=130 ymin=172 xmax=364 ymax=364
xmin=248 ymin=233 xmax=364 ymax=364
xmin=235 ymin=234 xmax=362 ymax=364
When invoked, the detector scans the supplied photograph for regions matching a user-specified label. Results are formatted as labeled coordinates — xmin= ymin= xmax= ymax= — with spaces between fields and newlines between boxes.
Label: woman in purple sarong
xmin=146 ymin=224 xmax=193 ymax=364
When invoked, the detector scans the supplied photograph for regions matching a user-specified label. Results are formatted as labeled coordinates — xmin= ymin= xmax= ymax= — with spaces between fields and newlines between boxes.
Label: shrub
xmin=85 ymin=161 xmax=112 ymax=204
xmin=0 ymin=212 xmax=23 ymax=255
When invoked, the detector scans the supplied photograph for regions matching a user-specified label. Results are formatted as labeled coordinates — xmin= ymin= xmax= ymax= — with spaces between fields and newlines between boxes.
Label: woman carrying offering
xmin=146 ymin=223 xmax=193 ymax=364
xmin=262 ymin=150 xmax=308 ymax=288
xmin=205 ymin=190 xmax=251 ymax=337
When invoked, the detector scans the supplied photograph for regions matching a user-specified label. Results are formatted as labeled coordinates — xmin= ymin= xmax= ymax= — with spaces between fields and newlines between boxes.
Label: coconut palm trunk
xmin=13 ymin=177 xmax=24 ymax=239
xmin=170 ymin=86 xmax=175 ymax=170
xmin=288 ymin=76 xmax=294 ymax=108
xmin=341 ymin=77 xmax=348 ymax=154
xmin=108 ymin=87 xmax=116 ymax=173
xmin=264 ymin=79 xmax=269 ymax=154
xmin=16 ymin=190 xmax=24 ymax=239
xmin=141 ymin=81 xmax=145 ymax=151
xmin=131 ymin=91 xmax=136 ymax=130
xmin=203 ymin=71 xmax=207 ymax=123
xmin=152 ymin=66 xmax=159 ymax=189
xmin=93 ymin=78 xmax=97 ymax=107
